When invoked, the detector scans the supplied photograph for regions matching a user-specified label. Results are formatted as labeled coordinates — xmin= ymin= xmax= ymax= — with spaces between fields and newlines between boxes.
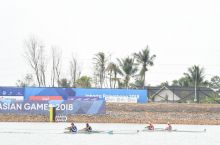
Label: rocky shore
xmin=1 ymin=103 xmax=220 ymax=125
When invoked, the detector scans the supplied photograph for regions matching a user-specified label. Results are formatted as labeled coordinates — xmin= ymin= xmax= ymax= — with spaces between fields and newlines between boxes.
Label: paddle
xmin=173 ymin=129 xmax=207 ymax=133
xmin=65 ymin=127 xmax=71 ymax=130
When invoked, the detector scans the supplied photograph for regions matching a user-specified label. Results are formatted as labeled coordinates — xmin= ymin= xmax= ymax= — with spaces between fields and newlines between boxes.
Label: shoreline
xmin=1 ymin=103 xmax=220 ymax=125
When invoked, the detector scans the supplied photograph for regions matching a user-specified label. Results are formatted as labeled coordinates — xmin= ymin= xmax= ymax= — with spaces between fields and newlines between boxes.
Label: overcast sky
xmin=0 ymin=0 xmax=220 ymax=86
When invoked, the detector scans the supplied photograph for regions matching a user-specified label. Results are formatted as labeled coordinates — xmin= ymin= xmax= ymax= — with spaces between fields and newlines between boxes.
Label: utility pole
xmin=194 ymin=68 xmax=197 ymax=102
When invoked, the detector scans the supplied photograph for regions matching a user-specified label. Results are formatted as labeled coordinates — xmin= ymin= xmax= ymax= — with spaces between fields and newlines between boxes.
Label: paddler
xmin=165 ymin=122 xmax=172 ymax=131
xmin=146 ymin=122 xmax=154 ymax=130
xmin=67 ymin=122 xmax=77 ymax=133
xmin=84 ymin=123 xmax=92 ymax=132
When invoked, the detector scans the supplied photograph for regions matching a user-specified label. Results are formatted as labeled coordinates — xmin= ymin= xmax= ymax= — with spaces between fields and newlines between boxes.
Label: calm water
xmin=0 ymin=122 xmax=219 ymax=145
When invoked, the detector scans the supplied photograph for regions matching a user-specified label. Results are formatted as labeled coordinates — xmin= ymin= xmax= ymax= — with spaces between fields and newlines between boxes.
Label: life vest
xmin=86 ymin=126 xmax=92 ymax=132
xmin=148 ymin=125 xmax=154 ymax=130
xmin=71 ymin=126 xmax=77 ymax=132
xmin=167 ymin=125 xmax=172 ymax=130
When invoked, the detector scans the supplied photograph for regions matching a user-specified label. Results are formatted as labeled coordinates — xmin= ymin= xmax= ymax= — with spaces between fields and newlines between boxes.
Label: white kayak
xmin=141 ymin=128 xmax=206 ymax=133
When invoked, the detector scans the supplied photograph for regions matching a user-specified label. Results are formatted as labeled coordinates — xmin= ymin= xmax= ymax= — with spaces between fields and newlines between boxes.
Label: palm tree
xmin=129 ymin=77 xmax=144 ymax=89
xmin=112 ymin=64 xmax=122 ymax=88
xmin=93 ymin=52 xmax=108 ymax=88
xmin=172 ymin=77 xmax=191 ymax=87
xmin=106 ymin=62 xmax=122 ymax=88
xmin=117 ymin=57 xmax=138 ymax=88
xmin=184 ymin=65 xmax=205 ymax=87
xmin=134 ymin=46 xmax=156 ymax=87
xmin=184 ymin=65 xmax=206 ymax=102
xmin=106 ymin=62 xmax=115 ymax=88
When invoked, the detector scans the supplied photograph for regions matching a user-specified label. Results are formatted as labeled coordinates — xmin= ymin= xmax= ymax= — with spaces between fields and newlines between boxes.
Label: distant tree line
xmin=16 ymin=37 xmax=156 ymax=89
xmin=160 ymin=65 xmax=220 ymax=91
xmin=16 ymin=36 xmax=220 ymax=92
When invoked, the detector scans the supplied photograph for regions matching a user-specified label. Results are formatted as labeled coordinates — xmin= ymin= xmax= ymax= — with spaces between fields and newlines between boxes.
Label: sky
xmin=0 ymin=0 xmax=220 ymax=86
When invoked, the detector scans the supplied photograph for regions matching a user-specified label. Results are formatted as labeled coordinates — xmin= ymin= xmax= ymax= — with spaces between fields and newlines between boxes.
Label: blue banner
xmin=0 ymin=100 xmax=105 ymax=115
xmin=0 ymin=87 xmax=24 ymax=101
xmin=74 ymin=88 xmax=147 ymax=103
xmin=24 ymin=88 xmax=147 ymax=103
xmin=0 ymin=87 xmax=24 ymax=96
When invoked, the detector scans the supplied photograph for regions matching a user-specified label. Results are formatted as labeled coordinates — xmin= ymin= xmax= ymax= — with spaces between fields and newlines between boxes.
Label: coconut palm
xmin=172 ymin=77 xmax=191 ymax=87
xmin=184 ymin=65 xmax=206 ymax=102
xmin=184 ymin=65 xmax=205 ymax=87
xmin=93 ymin=52 xmax=108 ymax=88
xmin=112 ymin=64 xmax=122 ymax=88
xmin=106 ymin=62 xmax=122 ymax=88
xmin=117 ymin=57 xmax=138 ymax=88
xmin=134 ymin=46 xmax=156 ymax=87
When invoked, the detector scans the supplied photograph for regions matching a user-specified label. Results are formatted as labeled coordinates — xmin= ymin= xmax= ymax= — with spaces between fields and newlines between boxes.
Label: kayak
xmin=141 ymin=128 xmax=206 ymax=133
xmin=64 ymin=130 xmax=107 ymax=134
xmin=64 ymin=130 xmax=138 ymax=134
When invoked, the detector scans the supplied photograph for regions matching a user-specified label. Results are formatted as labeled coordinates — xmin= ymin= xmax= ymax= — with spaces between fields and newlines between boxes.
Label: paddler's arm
xmin=65 ymin=127 xmax=71 ymax=130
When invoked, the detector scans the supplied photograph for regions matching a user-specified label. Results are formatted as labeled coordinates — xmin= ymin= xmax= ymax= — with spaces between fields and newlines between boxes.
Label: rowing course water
xmin=0 ymin=122 xmax=219 ymax=145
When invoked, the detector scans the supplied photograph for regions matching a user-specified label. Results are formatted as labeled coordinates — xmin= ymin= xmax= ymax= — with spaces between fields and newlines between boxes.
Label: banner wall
xmin=0 ymin=100 xmax=105 ymax=115
xmin=0 ymin=87 xmax=24 ymax=101
xmin=24 ymin=88 xmax=148 ymax=103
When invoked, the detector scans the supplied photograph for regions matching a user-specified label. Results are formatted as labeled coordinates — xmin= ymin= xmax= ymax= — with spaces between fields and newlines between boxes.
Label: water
xmin=0 ymin=122 xmax=219 ymax=145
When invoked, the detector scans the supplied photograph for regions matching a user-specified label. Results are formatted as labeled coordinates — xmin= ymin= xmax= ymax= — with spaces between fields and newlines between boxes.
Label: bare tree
xmin=51 ymin=47 xmax=56 ymax=87
xmin=69 ymin=54 xmax=81 ymax=87
xmin=16 ymin=74 xmax=35 ymax=87
xmin=39 ymin=49 xmax=47 ymax=86
xmin=51 ymin=47 xmax=62 ymax=87
xmin=24 ymin=37 xmax=45 ymax=87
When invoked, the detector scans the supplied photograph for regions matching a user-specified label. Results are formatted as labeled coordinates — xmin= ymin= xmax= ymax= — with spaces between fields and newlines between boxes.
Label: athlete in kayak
xmin=66 ymin=122 xmax=77 ymax=133
xmin=146 ymin=122 xmax=154 ymax=130
xmin=165 ymin=122 xmax=172 ymax=131
xmin=84 ymin=123 xmax=92 ymax=132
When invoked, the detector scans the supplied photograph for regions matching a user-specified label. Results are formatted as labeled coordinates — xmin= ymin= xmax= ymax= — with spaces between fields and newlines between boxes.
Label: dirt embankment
xmin=1 ymin=103 xmax=220 ymax=125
